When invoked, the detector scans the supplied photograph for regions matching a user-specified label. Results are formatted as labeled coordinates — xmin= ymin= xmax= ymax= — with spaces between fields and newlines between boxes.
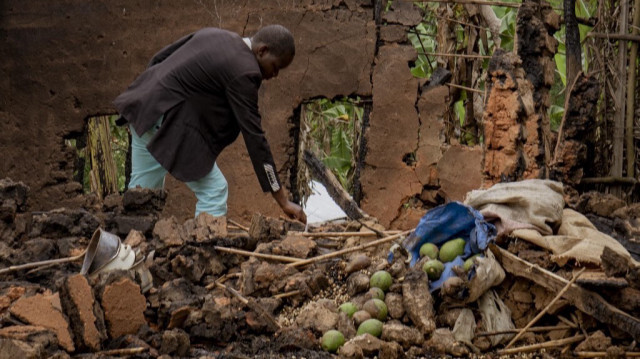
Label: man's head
xmin=251 ymin=25 xmax=295 ymax=80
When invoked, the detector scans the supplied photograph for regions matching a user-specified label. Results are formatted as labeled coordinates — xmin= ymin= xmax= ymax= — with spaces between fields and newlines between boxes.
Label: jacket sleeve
xmin=226 ymin=73 xmax=283 ymax=193
xmin=147 ymin=32 xmax=195 ymax=68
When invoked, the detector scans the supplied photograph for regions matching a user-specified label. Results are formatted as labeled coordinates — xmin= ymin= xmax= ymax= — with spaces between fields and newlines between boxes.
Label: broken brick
xmin=185 ymin=212 xmax=227 ymax=243
xmin=248 ymin=213 xmax=285 ymax=241
xmin=272 ymin=235 xmax=316 ymax=259
xmin=60 ymin=274 xmax=104 ymax=351
xmin=153 ymin=216 xmax=186 ymax=247
xmin=9 ymin=293 xmax=75 ymax=352
xmin=0 ymin=286 xmax=25 ymax=314
xmin=100 ymin=277 xmax=147 ymax=339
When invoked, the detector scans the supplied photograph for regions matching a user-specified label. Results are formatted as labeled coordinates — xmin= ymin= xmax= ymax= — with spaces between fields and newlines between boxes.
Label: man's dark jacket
xmin=114 ymin=28 xmax=281 ymax=192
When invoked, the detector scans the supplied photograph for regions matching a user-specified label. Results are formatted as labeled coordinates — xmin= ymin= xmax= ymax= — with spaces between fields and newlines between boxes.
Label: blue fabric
xmin=388 ymin=201 xmax=496 ymax=291
xmin=129 ymin=120 xmax=228 ymax=217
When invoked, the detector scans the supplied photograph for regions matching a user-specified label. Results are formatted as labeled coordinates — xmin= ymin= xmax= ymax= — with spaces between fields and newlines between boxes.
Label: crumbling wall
xmin=0 ymin=1 xmax=376 ymax=221
xmin=360 ymin=2 xmax=484 ymax=228
xmin=550 ymin=74 xmax=600 ymax=185
xmin=482 ymin=0 xmax=559 ymax=186
xmin=2 ymin=0 xmax=482 ymax=228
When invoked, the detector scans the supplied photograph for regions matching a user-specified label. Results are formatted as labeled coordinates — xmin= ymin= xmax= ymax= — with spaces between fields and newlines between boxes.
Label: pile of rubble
xmin=1 ymin=177 xmax=639 ymax=358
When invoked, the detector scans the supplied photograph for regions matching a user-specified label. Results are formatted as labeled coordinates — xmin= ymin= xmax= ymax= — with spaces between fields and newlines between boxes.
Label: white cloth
xmin=464 ymin=179 xmax=564 ymax=235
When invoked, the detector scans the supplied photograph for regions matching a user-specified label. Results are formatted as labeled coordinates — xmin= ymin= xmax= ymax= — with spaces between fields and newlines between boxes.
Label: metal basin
xmin=80 ymin=228 xmax=122 ymax=276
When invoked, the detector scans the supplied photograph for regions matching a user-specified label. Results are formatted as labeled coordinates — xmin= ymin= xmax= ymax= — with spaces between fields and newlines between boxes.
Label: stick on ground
xmin=0 ymin=250 xmax=87 ymax=275
xmin=504 ymin=267 xmax=586 ymax=349
xmin=476 ymin=325 xmax=572 ymax=337
xmin=286 ymin=230 xmax=412 ymax=268
xmin=214 ymin=246 xmax=302 ymax=263
xmin=216 ymin=281 xmax=281 ymax=330
xmin=498 ymin=334 xmax=585 ymax=355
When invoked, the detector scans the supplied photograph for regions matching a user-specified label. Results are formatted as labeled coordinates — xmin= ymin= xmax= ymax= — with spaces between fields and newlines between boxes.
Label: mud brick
xmin=0 ymin=200 xmax=16 ymax=223
xmin=29 ymin=208 xmax=99 ymax=238
xmin=9 ymin=293 xmax=75 ymax=352
xmin=381 ymin=1 xmax=423 ymax=26
xmin=272 ymin=234 xmax=316 ymax=259
xmin=122 ymin=187 xmax=166 ymax=214
xmin=0 ymin=286 xmax=25 ymax=314
xmin=110 ymin=215 xmax=157 ymax=237
xmin=0 ymin=325 xmax=58 ymax=359
xmin=380 ymin=25 xmax=407 ymax=43
xmin=0 ymin=178 xmax=29 ymax=212
xmin=153 ymin=217 xmax=186 ymax=247
xmin=249 ymin=214 xmax=285 ymax=241
xmin=184 ymin=213 xmax=227 ymax=243
xmin=60 ymin=274 xmax=104 ymax=351
xmin=100 ymin=277 xmax=146 ymax=339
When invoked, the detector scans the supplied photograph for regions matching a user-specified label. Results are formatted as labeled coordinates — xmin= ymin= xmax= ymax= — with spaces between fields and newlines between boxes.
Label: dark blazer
xmin=113 ymin=28 xmax=281 ymax=192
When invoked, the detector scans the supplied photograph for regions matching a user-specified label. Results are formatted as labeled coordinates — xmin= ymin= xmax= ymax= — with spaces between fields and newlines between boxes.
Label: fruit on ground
xmin=439 ymin=238 xmax=466 ymax=263
xmin=339 ymin=302 xmax=358 ymax=318
xmin=369 ymin=270 xmax=392 ymax=291
xmin=356 ymin=318 xmax=383 ymax=337
xmin=363 ymin=298 xmax=388 ymax=321
xmin=422 ymin=259 xmax=445 ymax=280
xmin=419 ymin=242 xmax=439 ymax=259
xmin=463 ymin=254 xmax=481 ymax=271
xmin=321 ymin=330 xmax=345 ymax=352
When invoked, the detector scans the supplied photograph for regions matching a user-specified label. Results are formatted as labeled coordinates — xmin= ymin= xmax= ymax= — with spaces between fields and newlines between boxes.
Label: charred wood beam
xmin=579 ymin=176 xmax=638 ymax=185
xmin=491 ymin=244 xmax=640 ymax=341
xmin=564 ymin=0 xmax=581 ymax=91
xmin=576 ymin=16 xmax=597 ymax=27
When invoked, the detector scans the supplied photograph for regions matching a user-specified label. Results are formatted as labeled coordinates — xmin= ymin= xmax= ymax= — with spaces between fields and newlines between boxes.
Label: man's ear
xmin=256 ymin=44 xmax=269 ymax=58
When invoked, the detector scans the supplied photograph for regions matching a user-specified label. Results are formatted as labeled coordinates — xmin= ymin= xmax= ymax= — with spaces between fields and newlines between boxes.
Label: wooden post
xmin=611 ymin=0 xmax=629 ymax=196
xmin=564 ymin=0 xmax=581 ymax=91
xmin=87 ymin=116 xmax=119 ymax=199
xmin=625 ymin=0 xmax=640 ymax=178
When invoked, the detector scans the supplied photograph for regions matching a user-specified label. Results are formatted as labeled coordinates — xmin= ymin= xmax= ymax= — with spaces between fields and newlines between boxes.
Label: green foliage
xmin=406 ymin=0 xmax=598 ymax=134
xmin=407 ymin=5 xmax=439 ymax=79
xmin=492 ymin=3 xmax=518 ymax=52
xmin=109 ymin=115 xmax=129 ymax=192
xmin=304 ymin=98 xmax=364 ymax=193
xmin=65 ymin=115 xmax=129 ymax=194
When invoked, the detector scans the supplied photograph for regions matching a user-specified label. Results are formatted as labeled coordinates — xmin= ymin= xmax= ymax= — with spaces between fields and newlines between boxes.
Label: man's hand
xmin=281 ymin=201 xmax=307 ymax=224
xmin=272 ymin=188 xmax=307 ymax=224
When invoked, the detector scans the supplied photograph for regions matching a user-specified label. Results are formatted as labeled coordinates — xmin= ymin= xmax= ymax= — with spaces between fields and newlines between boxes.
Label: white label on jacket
xmin=264 ymin=164 xmax=280 ymax=191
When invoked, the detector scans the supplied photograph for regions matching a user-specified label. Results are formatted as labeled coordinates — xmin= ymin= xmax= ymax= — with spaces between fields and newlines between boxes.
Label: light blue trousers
xmin=128 ymin=121 xmax=228 ymax=217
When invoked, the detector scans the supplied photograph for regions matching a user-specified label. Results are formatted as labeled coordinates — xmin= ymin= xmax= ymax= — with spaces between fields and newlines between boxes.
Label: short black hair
xmin=251 ymin=25 xmax=295 ymax=59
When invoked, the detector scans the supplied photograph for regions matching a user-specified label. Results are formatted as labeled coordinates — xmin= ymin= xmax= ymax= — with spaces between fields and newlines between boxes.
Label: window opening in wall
xmin=295 ymin=97 xmax=368 ymax=223
xmin=64 ymin=115 xmax=129 ymax=199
